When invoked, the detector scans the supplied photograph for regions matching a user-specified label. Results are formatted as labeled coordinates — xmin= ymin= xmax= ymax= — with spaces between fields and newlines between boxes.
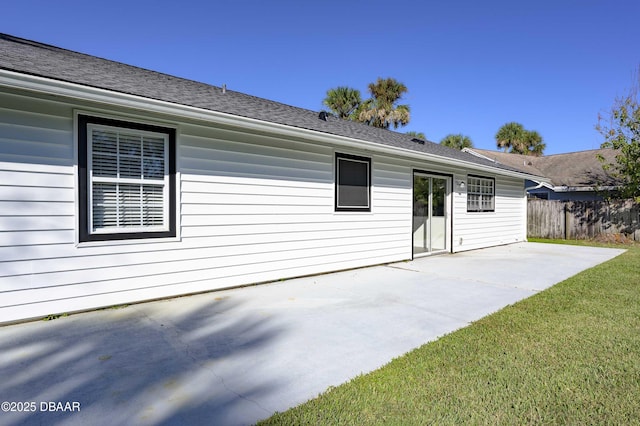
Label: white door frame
xmin=412 ymin=170 xmax=452 ymax=258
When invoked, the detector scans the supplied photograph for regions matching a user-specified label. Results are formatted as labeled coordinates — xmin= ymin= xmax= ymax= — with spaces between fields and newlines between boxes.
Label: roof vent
xmin=222 ymin=84 xmax=226 ymax=94
xmin=318 ymin=111 xmax=329 ymax=121
xmin=411 ymin=137 xmax=425 ymax=145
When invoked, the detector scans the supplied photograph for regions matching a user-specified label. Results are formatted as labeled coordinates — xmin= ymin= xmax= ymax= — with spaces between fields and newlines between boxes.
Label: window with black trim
xmin=467 ymin=175 xmax=495 ymax=212
xmin=335 ymin=153 xmax=371 ymax=211
xmin=78 ymin=115 xmax=176 ymax=242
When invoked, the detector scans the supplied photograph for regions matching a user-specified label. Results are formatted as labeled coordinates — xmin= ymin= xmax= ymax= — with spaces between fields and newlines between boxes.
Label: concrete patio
xmin=0 ymin=242 xmax=624 ymax=426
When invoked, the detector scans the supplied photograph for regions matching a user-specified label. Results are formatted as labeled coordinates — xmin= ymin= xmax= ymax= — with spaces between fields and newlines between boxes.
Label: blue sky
xmin=3 ymin=0 xmax=639 ymax=154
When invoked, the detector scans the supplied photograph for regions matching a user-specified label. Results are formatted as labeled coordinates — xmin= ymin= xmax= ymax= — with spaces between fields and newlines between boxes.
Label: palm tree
xmin=523 ymin=130 xmax=545 ymax=156
xmin=357 ymin=77 xmax=410 ymax=129
xmin=495 ymin=122 xmax=545 ymax=156
xmin=495 ymin=122 xmax=526 ymax=152
xmin=440 ymin=133 xmax=473 ymax=150
xmin=322 ymin=86 xmax=362 ymax=120
xmin=406 ymin=131 xmax=427 ymax=140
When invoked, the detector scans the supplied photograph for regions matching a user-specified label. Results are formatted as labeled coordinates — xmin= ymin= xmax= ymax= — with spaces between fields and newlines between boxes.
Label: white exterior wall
xmin=0 ymin=91 xmax=414 ymax=323
xmin=0 ymin=89 xmax=526 ymax=324
xmin=408 ymin=165 xmax=526 ymax=253
xmin=451 ymin=175 xmax=527 ymax=252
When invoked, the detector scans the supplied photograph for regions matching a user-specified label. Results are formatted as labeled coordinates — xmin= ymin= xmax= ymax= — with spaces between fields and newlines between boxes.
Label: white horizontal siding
xmin=1 ymin=230 xmax=76 ymax=248
xmin=0 ymin=89 xmax=527 ymax=324
xmin=0 ymin=93 xmax=74 ymax=166
xmin=0 ymin=248 xmax=403 ymax=324
xmin=0 ymin=92 xmax=76 ymax=264
xmin=0 ymin=93 xmax=412 ymax=323
xmin=178 ymin=124 xmax=411 ymax=281
xmin=453 ymin=175 xmax=526 ymax=252
xmin=0 ymin=233 xmax=406 ymax=277
xmin=0 ymin=217 xmax=407 ymax=261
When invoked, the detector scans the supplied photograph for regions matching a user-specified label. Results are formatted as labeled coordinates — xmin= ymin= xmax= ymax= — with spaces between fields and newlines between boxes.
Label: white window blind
xmin=88 ymin=125 xmax=169 ymax=233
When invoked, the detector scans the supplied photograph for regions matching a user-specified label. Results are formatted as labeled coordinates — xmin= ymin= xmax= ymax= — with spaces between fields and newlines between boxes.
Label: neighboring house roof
xmin=0 ymin=33 xmax=542 ymax=179
xmin=464 ymin=148 xmax=620 ymax=190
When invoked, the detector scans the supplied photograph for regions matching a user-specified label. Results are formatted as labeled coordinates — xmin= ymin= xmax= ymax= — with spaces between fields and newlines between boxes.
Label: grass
xmin=42 ymin=312 xmax=68 ymax=321
xmin=528 ymin=236 xmax=639 ymax=249
xmin=260 ymin=240 xmax=640 ymax=425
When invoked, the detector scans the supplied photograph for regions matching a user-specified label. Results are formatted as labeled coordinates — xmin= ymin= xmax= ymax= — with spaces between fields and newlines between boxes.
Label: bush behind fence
xmin=527 ymin=199 xmax=640 ymax=240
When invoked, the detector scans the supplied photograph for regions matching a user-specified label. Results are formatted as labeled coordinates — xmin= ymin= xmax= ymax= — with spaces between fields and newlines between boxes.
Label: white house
xmin=0 ymin=34 xmax=544 ymax=324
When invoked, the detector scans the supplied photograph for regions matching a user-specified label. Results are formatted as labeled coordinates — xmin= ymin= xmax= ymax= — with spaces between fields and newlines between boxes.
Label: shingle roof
xmin=0 ymin=33 xmax=533 ymax=176
xmin=467 ymin=148 xmax=620 ymax=187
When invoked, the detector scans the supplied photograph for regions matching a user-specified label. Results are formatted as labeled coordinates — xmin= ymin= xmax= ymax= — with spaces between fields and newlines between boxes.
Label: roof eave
xmin=0 ymin=69 xmax=542 ymax=180
xmin=551 ymin=185 xmax=619 ymax=192
xmin=462 ymin=147 xmax=496 ymax=162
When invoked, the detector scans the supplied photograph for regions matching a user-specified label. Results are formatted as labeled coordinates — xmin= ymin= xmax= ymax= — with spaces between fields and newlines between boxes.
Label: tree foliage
xmin=323 ymin=77 xmax=411 ymax=129
xmin=597 ymin=71 xmax=640 ymax=201
xmin=495 ymin=122 xmax=525 ymax=152
xmin=322 ymin=86 xmax=362 ymax=120
xmin=406 ymin=131 xmax=427 ymax=140
xmin=357 ymin=78 xmax=410 ymax=129
xmin=440 ymin=133 xmax=473 ymax=150
xmin=495 ymin=122 xmax=545 ymax=156
xmin=524 ymin=130 xmax=545 ymax=156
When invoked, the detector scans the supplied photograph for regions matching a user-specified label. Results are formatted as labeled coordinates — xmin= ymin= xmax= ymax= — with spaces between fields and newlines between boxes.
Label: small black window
xmin=467 ymin=175 xmax=495 ymax=212
xmin=335 ymin=153 xmax=371 ymax=211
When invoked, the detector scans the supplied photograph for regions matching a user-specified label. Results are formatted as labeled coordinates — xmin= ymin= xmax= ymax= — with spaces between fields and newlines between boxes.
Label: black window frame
xmin=78 ymin=114 xmax=177 ymax=242
xmin=466 ymin=174 xmax=496 ymax=213
xmin=335 ymin=153 xmax=372 ymax=212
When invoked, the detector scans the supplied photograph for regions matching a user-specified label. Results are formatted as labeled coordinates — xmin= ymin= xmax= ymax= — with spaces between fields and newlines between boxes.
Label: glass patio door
xmin=413 ymin=173 xmax=448 ymax=255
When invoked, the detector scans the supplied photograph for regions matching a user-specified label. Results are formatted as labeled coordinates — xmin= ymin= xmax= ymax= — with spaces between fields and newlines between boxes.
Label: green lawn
xmin=260 ymin=240 xmax=640 ymax=425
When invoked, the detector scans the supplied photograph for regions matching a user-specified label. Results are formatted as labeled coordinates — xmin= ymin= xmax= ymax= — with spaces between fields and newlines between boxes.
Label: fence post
xmin=564 ymin=202 xmax=569 ymax=240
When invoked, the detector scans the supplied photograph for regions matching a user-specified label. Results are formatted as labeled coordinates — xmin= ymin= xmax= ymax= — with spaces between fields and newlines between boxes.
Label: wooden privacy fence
xmin=527 ymin=199 xmax=640 ymax=240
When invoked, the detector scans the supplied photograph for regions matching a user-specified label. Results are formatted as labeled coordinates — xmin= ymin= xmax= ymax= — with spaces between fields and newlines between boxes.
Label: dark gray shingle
xmin=0 ymin=33 xmax=531 ymax=175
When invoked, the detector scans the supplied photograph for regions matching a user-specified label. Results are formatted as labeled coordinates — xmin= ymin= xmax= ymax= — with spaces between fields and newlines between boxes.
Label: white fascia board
xmin=1 ymin=70 xmax=541 ymax=180
xmin=551 ymin=185 xmax=619 ymax=193
xmin=525 ymin=182 xmax=547 ymax=191
xmin=461 ymin=147 xmax=497 ymax=162
xmin=527 ymin=180 xmax=554 ymax=190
